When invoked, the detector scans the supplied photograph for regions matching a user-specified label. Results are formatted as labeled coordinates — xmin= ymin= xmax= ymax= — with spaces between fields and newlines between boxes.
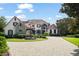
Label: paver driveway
xmin=8 ymin=37 xmax=78 ymax=56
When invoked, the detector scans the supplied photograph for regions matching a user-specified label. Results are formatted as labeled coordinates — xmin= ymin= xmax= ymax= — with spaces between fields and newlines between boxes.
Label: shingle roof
xmin=22 ymin=19 xmax=49 ymax=29
xmin=48 ymin=24 xmax=57 ymax=29
xmin=22 ymin=19 xmax=49 ymax=25
xmin=5 ymin=16 xmax=49 ymax=29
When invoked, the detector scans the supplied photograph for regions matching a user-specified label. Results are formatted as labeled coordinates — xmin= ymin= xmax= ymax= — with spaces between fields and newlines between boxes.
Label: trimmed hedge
xmin=14 ymin=34 xmax=34 ymax=39
xmin=66 ymin=35 xmax=75 ymax=37
xmin=75 ymin=34 xmax=79 ymax=38
xmin=32 ymin=34 xmax=46 ymax=38
xmin=14 ymin=34 xmax=26 ymax=38
xmin=14 ymin=34 xmax=46 ymax=38
xmin=66 ymin=34 xmax=79 ymax=38
xmin=43 ymin=32 xmax=49 ymax=36
xmin=8 ymin=34 xmax=47 ymax=39
xmin=0 ymin=36 xmax=9 ymax=56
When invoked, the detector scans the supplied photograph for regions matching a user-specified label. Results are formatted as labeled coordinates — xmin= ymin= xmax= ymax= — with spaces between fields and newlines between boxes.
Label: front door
xmin=8 ymin=30 xmax=13 ymax=37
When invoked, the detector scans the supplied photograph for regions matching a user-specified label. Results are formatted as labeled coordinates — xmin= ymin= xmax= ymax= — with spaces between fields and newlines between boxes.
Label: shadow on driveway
xmin=71 ymin=48 xmax=79 ymax=56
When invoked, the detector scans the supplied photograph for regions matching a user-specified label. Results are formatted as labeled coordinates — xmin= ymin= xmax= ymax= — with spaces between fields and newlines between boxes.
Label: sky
xmin=0 ymin=3 xmax=68 ymax=24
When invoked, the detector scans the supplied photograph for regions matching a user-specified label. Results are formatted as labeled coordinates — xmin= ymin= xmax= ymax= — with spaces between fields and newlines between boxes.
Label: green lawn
xmin=64 ymin=37 xmax=79 ymax=46
xmin=7 ymin=38 xmax=48 ymax=42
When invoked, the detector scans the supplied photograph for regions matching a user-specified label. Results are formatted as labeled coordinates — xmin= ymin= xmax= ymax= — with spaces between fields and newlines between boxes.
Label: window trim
xmin=13 ymin=22 xmax=18 ymax=26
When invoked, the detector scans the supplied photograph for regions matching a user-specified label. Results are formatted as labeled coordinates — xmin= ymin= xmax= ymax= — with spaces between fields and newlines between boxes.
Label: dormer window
xmin=37 ymin=24 xmax=41 ymax=28
xmin=13 ymin=22 xmax=18 ymax=26
xmin=32 ymin=25 xmax=34 ymax=27
xmin=14 ymin=17 xmax=16 ymax=21
xmin=19 ymin=23 xmax=22 ymax=26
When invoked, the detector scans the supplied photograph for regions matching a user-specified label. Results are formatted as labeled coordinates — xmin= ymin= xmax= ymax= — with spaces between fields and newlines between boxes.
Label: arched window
xmin=54 ymin=29 xmax=56 ymax=34
xmin=42 ymin=24 xmax=47 ymax=29
xmin=13 ymin=22 xmax=18 ymax=26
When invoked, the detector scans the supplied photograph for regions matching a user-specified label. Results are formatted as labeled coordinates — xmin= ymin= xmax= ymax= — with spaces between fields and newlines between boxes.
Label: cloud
xmin=17 ymin=3 xmax=34 ymax=12
xmin=17 ymin=14 xmax=26 ymax=19
xmin=5 ymin=14 xmax=27 ymax=21
xmin=5 ymin=16 xmax=14 ymax=22
xmin=29 ymin=9 xmax=34 ymax=12
xmin=15 ymin=9 xmax=23 ymax=14
xmin=48 ymin=17 xmax=52 ymax=20
xmin=18 ymin=3 xmax=33 ymax=9
xmin=48 ymin=17 xmax=56 ymax=24
xmin=5 ymin=14 xmax=26 ymax=19
xmin=56 ymin=15 xmax=62 ymax=18
xmin=5 ymin=16 xmax=14 ymax=18
xmin=0 ymin=7 xmax=4 ymax=10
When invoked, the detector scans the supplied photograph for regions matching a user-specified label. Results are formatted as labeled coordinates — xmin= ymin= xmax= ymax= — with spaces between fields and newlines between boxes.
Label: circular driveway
xmin=8 ymin=37 xmax=78 ymax=56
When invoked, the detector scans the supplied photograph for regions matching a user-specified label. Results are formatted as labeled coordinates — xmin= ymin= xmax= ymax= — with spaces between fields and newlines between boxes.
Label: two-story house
xmin=22 ymin=19 xmax=50 ymax=35
xmin=4 ymin=16 xmax=58 ymax=37
xmin=4 ymin=16 xmax=50 ymax=37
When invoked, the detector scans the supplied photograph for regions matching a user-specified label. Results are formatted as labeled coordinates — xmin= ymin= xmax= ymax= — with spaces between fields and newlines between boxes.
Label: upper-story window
xmin=13 ymin=22 xmax=18 ymax=26
xmin=43 ymin=27 xmax=46 ymax=29
xmin=32 ymin=25 xmax=34 ymax=27
xmin=37 ymin=24 xmax=41 ymax=28
xmin=14 ymin=17 xmax=16 ymax=21
xmin=42 ymin=24 xmax=47 ymax=29
xmin=19 ymin=23 xmax=22 ymax=26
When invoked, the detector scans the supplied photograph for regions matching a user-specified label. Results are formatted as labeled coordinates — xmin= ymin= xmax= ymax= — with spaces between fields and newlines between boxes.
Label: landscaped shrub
xmin=0 ymin=32 xmax=4 ymax=36
xmin=14 ymin=34 xmax=47 ymax=39
xmin=31 ymin=34 xmax=37 ymax=38
xmin=66 ymin=34 xmax=79 ymax=38
xmin=40 ymin=35 xmax=46 ymax=38
xmin=31 ymin=34 xmax=39 ymax=38
xmin=0 ymin=36 xmax=9 ymax=56
xmin=43 ymin=32 xmax=49 ymax=36
xmin=5 ymin=35 xmax=10 ymax=38
xmin=25 ymin=34 xmax=36 ymax=40
xmin=66 ymin=34 xmax=75 ymax=37
xmin=33 ymin=34 xmax=46 ymax=38
xmin=75 ymin=34 xmax=79 ymax=38
xmin=36 ymin=34 xmax=40 ymax=38
xmin=49 ymin=33 xmax=56 ymax=36
xmin=14 ymin=34 xmax=27 ymax=38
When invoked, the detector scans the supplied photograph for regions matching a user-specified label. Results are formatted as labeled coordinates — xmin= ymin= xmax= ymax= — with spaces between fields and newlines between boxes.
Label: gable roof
xmin=4 ymin=16 xmax=50 ymax=29
xmin=48 ymin=24 xmax=57 ymax=29
xmin=22 ymin=19 xmax=49 ymax=25
xmin=4 ymin=16 xmax=21 ymax=28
